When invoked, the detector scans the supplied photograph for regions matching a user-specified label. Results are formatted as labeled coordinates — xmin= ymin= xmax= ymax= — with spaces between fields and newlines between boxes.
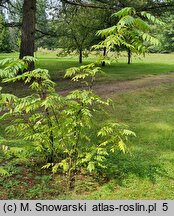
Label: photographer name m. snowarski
xmin=35 ymin=202 xmax=87 ymax=212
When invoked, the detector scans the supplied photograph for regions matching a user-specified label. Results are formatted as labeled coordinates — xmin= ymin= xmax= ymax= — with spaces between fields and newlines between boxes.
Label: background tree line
xmin=0 ymin=0 xmax=174 ymax=66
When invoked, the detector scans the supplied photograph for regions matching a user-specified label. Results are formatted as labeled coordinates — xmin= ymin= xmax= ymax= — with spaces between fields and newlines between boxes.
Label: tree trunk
xmin=79 ymin=49 xmax=82 ymax=64
xmin=102 ymin=47 xmax=106 ymax=67
xmin=127 ymin=49 xmax=131 ymax=64
xmin=19 ymin=0 xmax=36 ymax=70
xmin=67 ymin=160 xmax=75 ymax=191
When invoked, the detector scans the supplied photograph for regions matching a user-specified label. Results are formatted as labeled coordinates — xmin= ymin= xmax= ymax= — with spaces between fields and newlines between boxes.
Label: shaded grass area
xmin=100 ymin=63 xmax=174 ymax=81
xmin=0 ymin=82 xmax=174 ymax=199
xmin=37 ymin=59 xmax=174 ymax=82
xmin=58 ymin=84 xmax=174 ymax=199
xmin=1 ymin=53 xmax=174 ymax=97
xmin=0 ymin=53 xmax=174 ymax=83
xmin=1 ymin=61 xmax=174 ymax=97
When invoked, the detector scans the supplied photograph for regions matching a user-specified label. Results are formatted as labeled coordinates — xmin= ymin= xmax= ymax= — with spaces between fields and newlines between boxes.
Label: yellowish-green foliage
xmin=95 ymin=7 xmax=164 ymax=56
xmin=0 ymin=57 xmax=135 ymax=189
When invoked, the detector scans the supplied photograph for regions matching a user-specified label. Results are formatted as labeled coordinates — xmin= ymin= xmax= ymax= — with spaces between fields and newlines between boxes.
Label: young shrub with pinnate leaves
xmin=0 ymin=57 xmax=135 ymax=189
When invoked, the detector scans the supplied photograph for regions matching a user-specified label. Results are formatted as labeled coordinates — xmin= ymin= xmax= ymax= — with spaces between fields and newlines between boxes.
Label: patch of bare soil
xmin=59 ymin=73 xmax=174 ymax=96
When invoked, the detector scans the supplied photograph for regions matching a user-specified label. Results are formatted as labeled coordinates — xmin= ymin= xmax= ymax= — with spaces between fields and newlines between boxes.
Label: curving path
xmin=59 ymin=72 xmax=174 ymax=96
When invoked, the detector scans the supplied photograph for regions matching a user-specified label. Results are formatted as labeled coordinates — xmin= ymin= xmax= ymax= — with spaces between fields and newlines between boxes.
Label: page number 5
xmin=162 ymin=203 xmax=168 ymax=211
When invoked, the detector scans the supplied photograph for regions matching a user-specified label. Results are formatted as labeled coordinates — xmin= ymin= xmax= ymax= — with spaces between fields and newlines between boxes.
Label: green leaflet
xmin=0 ymin=167 xmax=9 ymax=176
xmin=112 ymin=7 xmax=136 ymax=18
xmin=87 ymin=161 xmax=95 ymax=173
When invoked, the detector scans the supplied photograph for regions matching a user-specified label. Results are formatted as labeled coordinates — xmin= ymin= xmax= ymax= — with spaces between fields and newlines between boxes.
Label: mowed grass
xmin=56 ymin=83 xmax=174 ymax=200
xmin=0 ymin=52 xmax=174 ymax=83
xmin=0 ymin=52 xmax=174 ymax=199
xmin=22 ymin=53 xmax=174 ymax=82
xmin=91 ymin=84 xmax=174 ymax=199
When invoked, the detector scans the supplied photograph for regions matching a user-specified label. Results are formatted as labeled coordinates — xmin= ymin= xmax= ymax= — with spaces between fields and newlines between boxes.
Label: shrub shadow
xmin=96 ymin=149 xmax=170 ymax=185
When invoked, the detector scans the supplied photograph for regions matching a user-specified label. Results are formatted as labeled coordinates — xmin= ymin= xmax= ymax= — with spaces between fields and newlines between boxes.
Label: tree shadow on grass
xmin=96 ymin=149 xmax=172 ymax=185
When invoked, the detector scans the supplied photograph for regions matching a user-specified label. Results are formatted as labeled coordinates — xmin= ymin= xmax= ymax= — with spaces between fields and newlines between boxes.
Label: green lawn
xmin=0 ymin=52 xmax=174 ymax=199
xmin=0 ymin=52 xmax=174 ymax=82
xmin=24 ymin=53 xmax=174 ymax=82
xmin=83 ymin=84 xmax=174 ymax=200
xmin=53 ymin=83 xmax=174 ymax=199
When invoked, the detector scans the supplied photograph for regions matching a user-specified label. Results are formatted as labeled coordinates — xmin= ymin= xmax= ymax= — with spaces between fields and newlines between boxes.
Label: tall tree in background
xmin=1 ymin=0 xmax=174 ymax=66
xmin=19 ymin=0 xmax=36 ymax=70
xmin=157 ymin=13 xmax=174 ymax=53
xmin=57 ymin=6 xmax=107 ymax=63
xmin=96 ymin=7 xmax=164 ymax=64
xmin=0 ymin=13 xmax=11 ymax=52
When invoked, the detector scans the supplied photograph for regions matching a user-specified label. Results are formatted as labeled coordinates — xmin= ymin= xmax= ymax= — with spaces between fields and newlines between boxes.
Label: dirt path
xmin=60 ymin=72 xmax=174 ymax=96
xmin=94 ymin=73 xmax=174 ymax=95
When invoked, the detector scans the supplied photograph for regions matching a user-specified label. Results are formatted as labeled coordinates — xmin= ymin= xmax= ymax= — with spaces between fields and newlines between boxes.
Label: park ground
xmin=0 ymin=52 xmax=174 ymax=199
